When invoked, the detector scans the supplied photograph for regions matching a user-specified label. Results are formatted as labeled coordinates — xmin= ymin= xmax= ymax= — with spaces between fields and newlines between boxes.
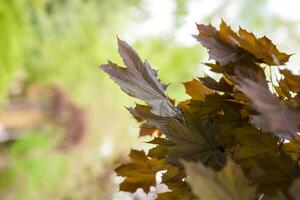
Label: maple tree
xmin=101 ymin=21 xmax=300 ymax=199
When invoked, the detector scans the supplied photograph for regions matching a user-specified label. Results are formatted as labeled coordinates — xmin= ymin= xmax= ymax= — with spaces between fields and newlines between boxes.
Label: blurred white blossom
xmin=113 ymin=183 xmax=170 ymax=200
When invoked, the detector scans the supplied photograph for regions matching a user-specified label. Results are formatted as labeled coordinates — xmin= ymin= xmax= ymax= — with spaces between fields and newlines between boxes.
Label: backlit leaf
xmin=195 ymin=21 xmax=290 ymax=66
xmin=283 ymin=135 xmax=300 ymax=162
xmin=183 ymin=159 xmax=256 ymax=200
xmin=280 ymin=69 xmax=300 ymax=93
xmin=101 ymin=38 xmax=181 ymax=117
xmin=101 ymin=20 xmax=300 ymax=199
xmin=194 ymin=23 xmax=239 ymax=65
xmin=233 ymin=126 xmax=279 ymax=161
xmin=115 ymin=149 xmax=178 ymax=193
xmin=239 ymin=79 xmax=300 ymax=139
xmin=128 ymin=104 xmax=225 ymax=168
xmin=183 ymin=78 xmax=213 ymax=101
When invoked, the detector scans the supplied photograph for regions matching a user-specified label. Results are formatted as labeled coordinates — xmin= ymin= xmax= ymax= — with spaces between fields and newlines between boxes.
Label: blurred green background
xmin=0 ymin=0 xmax=300 ymax=199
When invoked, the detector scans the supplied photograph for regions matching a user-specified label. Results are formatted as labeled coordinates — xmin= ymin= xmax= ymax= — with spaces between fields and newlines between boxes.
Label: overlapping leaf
xmin=239 ymin=78 xmax=300 ymax=139
xmin=279 ymin=69 xmax=300 ymax=93
xmin=158 ymin=162 xmax=195 ymax=200
xmin=101 ymin=38 xmax=180 ymax=117
xmin=147 ymin=137 xmax=174 ymax=159
xmin=199 ymin=76 xmax=233 ymax=93
xmin=194 ymin=23 xmax=240 ymax=65
xmin=183 ymin=79 xmax=213 ymax=101
xmin=128 ymin=104 xmax=225 ymax=168
xmin=203 ymin=55 xmax=267 ymax=89
xmin=157 ymin=183 xmax=195 ymax=200
xmin=130 ymin=109 xmax=161 ymax=137
xmin=233 ymin=126 xmax=279 ymax=161
xmin=183 ymin=159 xmax=256 ymax=200
xmin=283 ymin=135 xmax=300 ymax=161
xmin=253 ymin=154 xmax=300 ymax=193
xmin=115 ymin=149 xmax=178 ymax=193
xmin=195 ymin=21 xmax=290 ymax=65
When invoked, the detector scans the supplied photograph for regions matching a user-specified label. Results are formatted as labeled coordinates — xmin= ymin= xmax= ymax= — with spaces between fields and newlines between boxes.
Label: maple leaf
xmin=220 ymin=21 xmax=291 ymax=66
xmin=183 ymin=159 xmax=256 ymax=200
xmin=147 ymin=137 xmax=174 ymax=159
xmin=180 ymin=94 xmax=223 ymax=118
xmin=232 ymin=56 xmax=267 ymax=83
xmin=233 ymin=28 xmax=290 ymax=66
xmin=283 ymin=135 xmax=300 ymax=161
xmin=115 ymin=149 xmax=178 ymax=193
xmin=139 ymin=122 xmax=161 ymax=137
xmin=289 ymin=177 xmax=300 ymax=200
xmin=195 ymin=21 xmax=290 ymax=66
xmin=204 ymin=62 xmax=223 ymax=73
xmin=183 ymin=79 xmax=213 ymax=101
xmin=157 ymin=163 xmax=196 ymax=200
xmin=217 ymin=103 xmax=247 ymax=148
xmin=156 ymin=183 xmax=195 ymax=200
xmin=199 ymin=76 xmax=233 ymax=93
xmin=101 ymin=38 xmax=181 ymax=117
xmin=129 ymin=109 xmax=161 ymax=137
xmin=232 ymin=126 xmax=279 ymax=161
xmin=194 ymin=23 xmax=240 ymax=65
xmin=180 ymin=94 xmax=246 ymax=149
xmin=128 ymin=104 xmax=225 ymax=168
xmin=253 ymin=154 xmax=300 ymax=193
xmin=204 ymin=55 xmax=267 ymax=89
xmin=239 ymin=78 xmax=300 ymax=139
xmin=279 ymin=69 xmax=300 ymax=93
xmin=117 ymin=146 xmax=194 ymax=199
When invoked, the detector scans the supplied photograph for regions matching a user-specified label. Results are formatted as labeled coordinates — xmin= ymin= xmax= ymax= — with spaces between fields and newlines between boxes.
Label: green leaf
xmin=183 ymin=159 xmax=256 ymax=200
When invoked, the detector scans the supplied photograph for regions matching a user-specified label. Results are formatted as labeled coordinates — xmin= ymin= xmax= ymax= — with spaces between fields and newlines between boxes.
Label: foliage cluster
xmin=102 ymin=21 xmax=300 ymax=199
